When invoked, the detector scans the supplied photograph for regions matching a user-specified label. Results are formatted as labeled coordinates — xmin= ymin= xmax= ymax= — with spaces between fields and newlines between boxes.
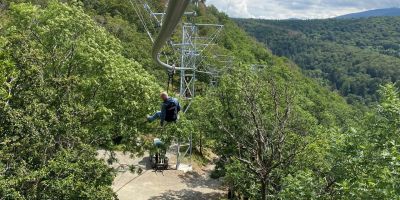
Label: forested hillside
xmin=1 ymin=1 xmax=400 ymax=200
xmin=236 ymin=18 xmax=400 ymax=104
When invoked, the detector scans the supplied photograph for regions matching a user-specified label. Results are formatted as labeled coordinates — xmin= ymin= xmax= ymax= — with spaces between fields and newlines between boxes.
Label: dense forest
xmin=236 ymin=17 xmax=400 ymax=104
xmin=0 ymin=1 xmax=399 ymax=199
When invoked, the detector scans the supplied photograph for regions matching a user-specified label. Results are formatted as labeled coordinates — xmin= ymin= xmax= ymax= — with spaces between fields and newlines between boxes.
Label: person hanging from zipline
xmin=147 ymin=92 xmax=181 ymax=126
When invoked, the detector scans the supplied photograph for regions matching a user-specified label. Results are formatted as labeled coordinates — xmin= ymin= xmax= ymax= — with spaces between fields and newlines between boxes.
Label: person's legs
xmin=147 ymin=111 xmax=161 ymax=122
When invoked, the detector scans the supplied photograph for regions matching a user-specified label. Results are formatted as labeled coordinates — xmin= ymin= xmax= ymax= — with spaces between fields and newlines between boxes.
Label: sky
xmin=206 ymin=0 xmax=400 ymax=19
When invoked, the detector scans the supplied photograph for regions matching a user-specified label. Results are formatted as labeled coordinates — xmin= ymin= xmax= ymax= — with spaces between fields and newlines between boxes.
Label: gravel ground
xmin=98 ymin=150 xmax=226 ymax=200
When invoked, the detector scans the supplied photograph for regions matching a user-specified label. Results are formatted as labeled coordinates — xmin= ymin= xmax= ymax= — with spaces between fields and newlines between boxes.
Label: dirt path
xmin=98 ymin=150 xmax=226 ymax=200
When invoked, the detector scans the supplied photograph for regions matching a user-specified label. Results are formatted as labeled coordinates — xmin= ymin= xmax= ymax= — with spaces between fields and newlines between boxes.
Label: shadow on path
xmin=178 ymin=171 xmax=222 ymax=190
xmin=138 ymin=156 xmax=153 ymax=170
xmin=149 ymin=189 xmax=223 ymax=200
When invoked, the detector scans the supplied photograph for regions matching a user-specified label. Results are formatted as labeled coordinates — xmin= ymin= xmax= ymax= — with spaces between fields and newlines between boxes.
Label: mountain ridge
xmin=337 ymin=7 xmax=400 ymax=19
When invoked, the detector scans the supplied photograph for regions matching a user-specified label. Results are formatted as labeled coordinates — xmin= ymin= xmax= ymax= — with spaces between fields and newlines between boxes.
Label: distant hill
xmin=337 ymin=8 xmax=400 ymax=19
xmin=235 ymin=17 xmax=400 ymax=104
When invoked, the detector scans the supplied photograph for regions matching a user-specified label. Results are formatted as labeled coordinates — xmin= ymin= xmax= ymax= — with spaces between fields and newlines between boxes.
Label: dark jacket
xmin=160 ymin=97 xmax=181 ymax=125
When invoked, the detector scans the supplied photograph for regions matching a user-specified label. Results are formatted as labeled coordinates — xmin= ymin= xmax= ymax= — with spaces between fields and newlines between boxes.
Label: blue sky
xmin=206 ymin=0 xmax=400 ymax=19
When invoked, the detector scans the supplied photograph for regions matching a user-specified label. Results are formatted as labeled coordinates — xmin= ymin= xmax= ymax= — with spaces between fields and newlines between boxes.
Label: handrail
xmin=152 ymin=0 xmax=192 ymax=71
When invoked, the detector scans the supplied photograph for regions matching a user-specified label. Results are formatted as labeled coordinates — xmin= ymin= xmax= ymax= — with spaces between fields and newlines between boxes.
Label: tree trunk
xmin=261 ymin=179 xmax=267 ymax=200
xmin=199 ymin=133 xmax=203 ymax=156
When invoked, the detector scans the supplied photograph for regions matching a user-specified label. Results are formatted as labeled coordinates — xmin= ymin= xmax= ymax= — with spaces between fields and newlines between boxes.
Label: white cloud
xmin=206 ymin=0 xmax=400 ymax=19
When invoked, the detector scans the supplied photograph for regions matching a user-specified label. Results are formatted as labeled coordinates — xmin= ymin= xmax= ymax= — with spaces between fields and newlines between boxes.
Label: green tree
xmin=193 ymin=65 xmax=324 ymax=199
xmin=336 ymin=84 xmax=400 ymax=199
xmin=0 ymin=2 xmax=159 ymax=198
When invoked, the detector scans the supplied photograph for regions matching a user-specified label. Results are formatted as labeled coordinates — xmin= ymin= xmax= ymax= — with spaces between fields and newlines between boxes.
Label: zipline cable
xmin=131 ymin=0 xmax=182 ymax=75
xmin=152 ymin=0 xmax=192 ymax=71
xmin=130 ymin=0 xmax=154 ymax=43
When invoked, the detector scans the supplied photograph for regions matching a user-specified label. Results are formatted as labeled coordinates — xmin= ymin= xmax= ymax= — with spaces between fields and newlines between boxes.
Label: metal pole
xmin=180 ymin=25 xmax=186 ymax=98
xmin=192 ymin=25 xmax=197 ymax=98
xmin=189 ymin=131 xmax=193 ymax=166
xmin=176 ymin=138 xmax=180 ymax=170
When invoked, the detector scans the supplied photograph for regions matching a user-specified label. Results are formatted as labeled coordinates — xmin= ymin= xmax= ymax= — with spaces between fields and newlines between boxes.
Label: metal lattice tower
xmin=179 ymin=24 xmax=197 ymax=99
xmin=131 ymin=0 xmax=224 ymax=170
xmin=176 ymin=23 xmax=223 ymax=99
xmin=131 ymin=0 xmax=223 ymax=99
